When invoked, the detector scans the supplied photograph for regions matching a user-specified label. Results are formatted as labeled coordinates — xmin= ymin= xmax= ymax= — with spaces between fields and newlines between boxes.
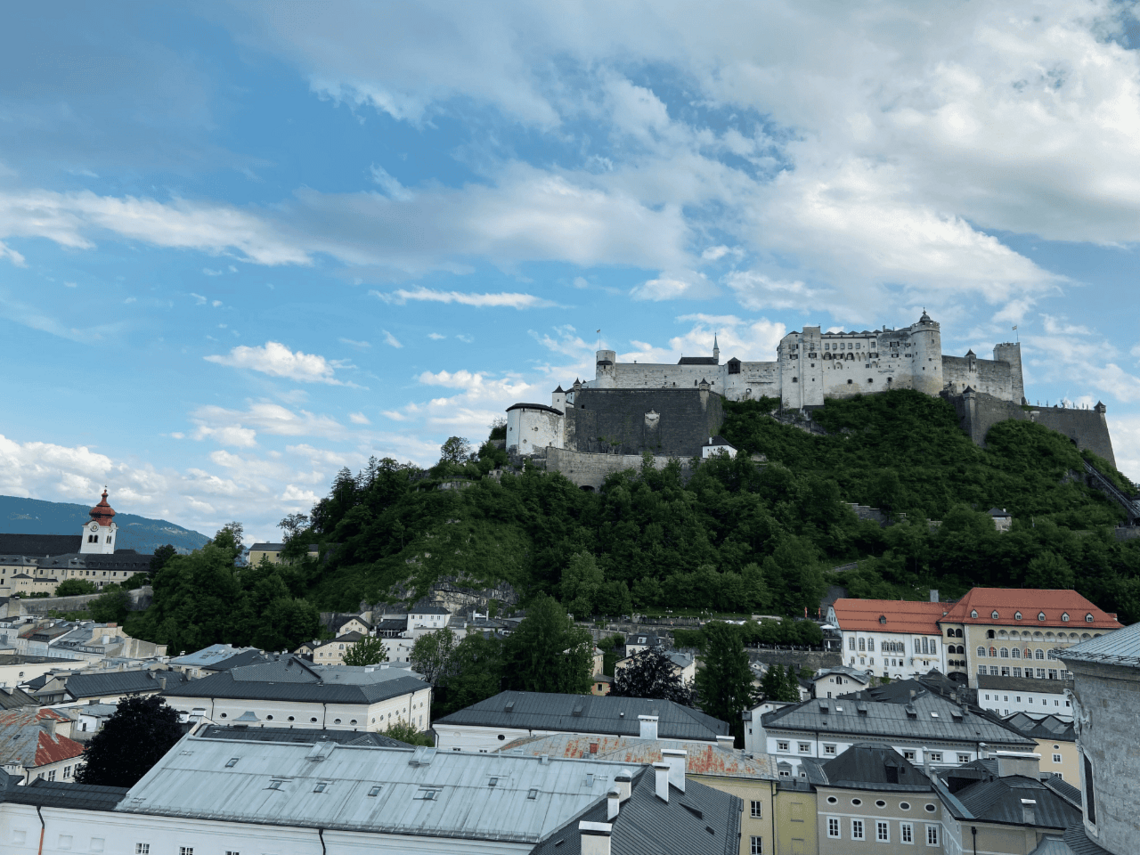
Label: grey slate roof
xmin=57 ymin=669 xmax=187 ymax=700
xmin=764 ymin=686 xmax=1034 ymax=748
xmin=0 ymin=533 xmax=82 ymax=557
xmin=0 ymin=779 xmax=129 ymax=811
xmin=205 ymin=648 xmax=269 ymax=672
xmin=39 ymin=552 xmax=152 ymax=571
xmin=950 ymin=774 xmax=1081 ymax=829
xmin=198 ymin=725 xmax=410 ymax=748
xmin=804 ymin=744 xmax=933 ymax=791
xmin=1061 ymin=825 xmax=1114 ymax=855
xmin=164 ymin=658 xmax=428 ymax=704
xmin=0 ymin=686 xmax=40 ymax=710
xmin=530 ymin=767 xmax=741 ymax=855
xmin=1056 ymin=621 xmax=1140 ymax=669
xmin=248 ymin=542 xmax=286 ymax=551
xmin=1003 ymin=713 xmax=1076 ymax=742
xmin=436 ymin=692 xmax=729 ymax=741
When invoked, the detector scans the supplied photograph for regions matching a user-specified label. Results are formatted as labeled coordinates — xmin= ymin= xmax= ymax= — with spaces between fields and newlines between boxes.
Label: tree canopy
xmin=694 ymin=622 xmax=755 ymax=743
xmin=502 ymin=595 xmax=594 ymax=695
xmin=75 ymin=695 xmax=184 ymax=787
xmin=611 ymin=648 xmax=695 ymax=706
xmin=342 ymin=635 xmax=387 ymax=666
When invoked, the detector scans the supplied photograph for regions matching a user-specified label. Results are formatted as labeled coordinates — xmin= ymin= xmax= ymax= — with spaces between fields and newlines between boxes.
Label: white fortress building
xmin=506 ymin=313 xmax=1025 ymax=463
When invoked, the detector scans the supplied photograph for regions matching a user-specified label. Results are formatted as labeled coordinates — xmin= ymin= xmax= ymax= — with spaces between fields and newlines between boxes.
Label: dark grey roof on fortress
xmin=506 ymin=402 xmax=564 ymax=415
xmin=677 ymin=355 xmax=718 ymax=365
xmin=1057 ymin=621 xmax=1140 ymax=669
xmin=701 ymin=435 xmax=735 ymax=448
xmin=530 ymin=766 xmax=741 ymax=855
xmin=0 ymin=533 xmax=82 ymax=557
xmin=801 ymin=744 xmax=933 ymax=792
xmin=435 ymin=691 xmax=730 ymax=741
xmin=60 ymin=669 xmax=188 ymax=700
xmin=198 ymin=725 xmax=410 ymax=748
xmin=164 ymin=657 xmax=429 ymax=704
xmin=0 ymin=778 xmax=128 ymax=812
xmin=764 ymin=686 xmax=1035 ymax=748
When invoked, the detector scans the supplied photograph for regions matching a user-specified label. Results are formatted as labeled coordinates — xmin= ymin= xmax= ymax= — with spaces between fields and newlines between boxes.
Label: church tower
xmin=712 ymin=333 xmax=720 ymax=364
xmin=80 ymin=488 xmax=117 ymax=554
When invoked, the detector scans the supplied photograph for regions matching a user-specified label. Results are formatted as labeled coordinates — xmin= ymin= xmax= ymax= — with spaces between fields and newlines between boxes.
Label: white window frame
xmin=851 ymin=819 xmax=865 ymax=841
xmin=750 ymin=836 xmax=763 ymax=855
xmin=926 ymin=824 xmax=940 ymax=846
xmin=751 ymin=800 xmax=763 ymax=818
xmin=827 ymin=816 xmax=841 ymax=839
xmin=877 ymin=820 xmax=890 ymax=842
xmin=901 ymin=822 xmax=913 ymax=844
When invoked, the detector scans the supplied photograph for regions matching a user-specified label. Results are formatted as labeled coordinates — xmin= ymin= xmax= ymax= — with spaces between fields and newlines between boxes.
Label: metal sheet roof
xmin=164 ymin=659 xmax=428 ymax=704
xmin=62 ymin=669 xmax=186 ymax=700
xmin=500 ymin=733 xmax=777 ymax=781
xmin=1056 ymin=621 xmax=1140 ymax=669
xmin=0 ymin=779 xmax=129 ymax=811
xmin=763 ymin=691 xmax=1034 ymax=747
xmin=953 ymin=775 xmax=1081 ymax=829
xmin=117 ymin=733 xmax=644 ymax=844
xmin=436 ymin=692 xmax=729 ymax=741
xmin=198 ymin=725 xmax=410 ymax=748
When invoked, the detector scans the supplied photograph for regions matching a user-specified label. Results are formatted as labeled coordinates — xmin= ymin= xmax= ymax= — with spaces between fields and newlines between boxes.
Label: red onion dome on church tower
xmin=88 ymin=488 xmax=117 ymax=527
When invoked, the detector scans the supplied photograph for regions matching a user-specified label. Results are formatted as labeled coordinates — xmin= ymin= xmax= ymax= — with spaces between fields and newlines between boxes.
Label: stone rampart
xmin=945 ymin=390 xmax=1116 ymax=467
xmin=546 ymin=447 xmax=693 ymax=490
xmin=564 ymin=387 xmax=723 ymax=457
xmin=6 ymin=586 xmax=152 ymax=617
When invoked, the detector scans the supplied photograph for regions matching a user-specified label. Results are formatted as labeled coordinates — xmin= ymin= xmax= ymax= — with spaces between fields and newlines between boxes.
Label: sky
xmin=2 ymin=1 xmax=1140 ymax=544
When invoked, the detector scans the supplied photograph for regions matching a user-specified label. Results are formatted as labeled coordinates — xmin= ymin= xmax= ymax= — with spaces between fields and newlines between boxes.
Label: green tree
xmin=561 ymin=551 xmax=604 ymax=618
xmin=695 ymin=621 xmax=754 ymax=743
xmin=343 ymin=635 xmax=388 ymax=666
xmin=55 ymin=579 xmax=98 ymax=596
xmin=439 ymin=436 xmax=473 ymax=465
xmin=409 ymin=627 xmax=457 ymax=684
xmin=150 ymin=544 xmax=177 ymax=574
xmin=1025 ymin=552 xmax=1075 ymax=589
xmin=75 ymin=695 xmax=184 ymax=787
xmin=502 ymin=595 xmax=593 ymax=694
xmin=88 ymin=588 xmax=130 ymax=623
xmin=611 ymin=648 xmax=695 ymax=706
xmin=437 ymin=633 xmax=504 ymax=715
xmin=383 ymin=720 xmax=434 ymax=746
xmin=760 ymin=663 xmax=798 ymax=702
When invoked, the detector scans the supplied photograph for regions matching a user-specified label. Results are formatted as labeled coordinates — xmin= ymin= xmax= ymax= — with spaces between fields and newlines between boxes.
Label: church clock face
xmin=89 ymin=523 xmax=99 ymax=532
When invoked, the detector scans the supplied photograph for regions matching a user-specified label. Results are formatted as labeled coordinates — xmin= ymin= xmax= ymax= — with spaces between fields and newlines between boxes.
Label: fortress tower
xmin=911 ymin=310 xmax=944 ymax=396
xmin=594 ymin=350 xmax=617 ymax=389
xmin=993 ymin=342 xmax=1025 ymax=404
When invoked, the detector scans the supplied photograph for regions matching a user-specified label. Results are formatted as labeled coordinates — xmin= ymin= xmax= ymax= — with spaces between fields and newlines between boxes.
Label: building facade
xmin=828 ymin=599 xmax=949 ymax=679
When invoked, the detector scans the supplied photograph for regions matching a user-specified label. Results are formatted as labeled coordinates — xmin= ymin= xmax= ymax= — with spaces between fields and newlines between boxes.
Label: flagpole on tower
xmin=1013 ymin=324 xmax=1018 ymax=343
xmin=597 ymin=329 xmax=602 ymax=350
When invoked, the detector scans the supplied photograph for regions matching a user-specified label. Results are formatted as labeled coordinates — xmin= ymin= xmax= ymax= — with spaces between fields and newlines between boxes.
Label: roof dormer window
xmin=991 ymin=610 xmax=999 ymax=619
xmin=1085 ymin=614 xmax=1094 ymax=622
xmin=1015 ymin=612 xmax=1022 ymax=620
xmin=1038 ymin=612 xmax=1046 ymax=621
xmin=1062 ymin=613 xmax=1070 ymax=622
xmin=970 ymin=610 xmax=978 ymax=619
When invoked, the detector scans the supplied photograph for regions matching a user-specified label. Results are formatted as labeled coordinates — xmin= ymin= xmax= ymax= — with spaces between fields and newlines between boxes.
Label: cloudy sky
xmin=3 ymin=1 xmax=1140 ymax=543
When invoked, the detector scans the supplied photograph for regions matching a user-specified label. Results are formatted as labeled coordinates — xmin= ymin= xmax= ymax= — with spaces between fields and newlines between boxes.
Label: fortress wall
xmin=609 ymin=363 xmax=723 ymax=391
xmin=721 ymin=361 xmax=780 ymax=401
xmin=564 ymin=388 xmax=724 ymax=457
xmin=545 ymin=447 xmax=694 ymax=490
xmin=946 ymin=391 xmax=1117 ymax=467
xmin=942 ymin=356 xmax=1014 ymax=400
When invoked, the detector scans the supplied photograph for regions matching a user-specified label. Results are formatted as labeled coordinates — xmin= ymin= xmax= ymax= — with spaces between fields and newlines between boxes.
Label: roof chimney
xmin=607 ymin=786 xmax=621 ymax=820
xmin=615 ymin=769 xmax=633 ymax=802
xmin=653 ymin=762 xmax=670 ymax=803
xmin=930 ymin=590 xmax=939 ymax=603
xmin=979 ymin=743 xmax=988 ymax=760
xmin=580 ymin=821 xmax=612 ymax=855
xmin=661 ymin=748 xmax=687 ymax=794
xmin=1020 ymin=799 xmax=1036 ymax=825
xmin=715 ymin=734 xmax=735 ymax=751
xmin=996 ymin=752 xmax=1041 ymax=779
xmin=638 ymin=714 xmax=658 ymax=740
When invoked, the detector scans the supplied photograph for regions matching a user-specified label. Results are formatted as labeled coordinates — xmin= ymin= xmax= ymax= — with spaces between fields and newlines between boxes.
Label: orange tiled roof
xmin=831 ymin=599 xmax=948 ymax=635
xmin=940 ymin=588 xmax=1121 ymax=629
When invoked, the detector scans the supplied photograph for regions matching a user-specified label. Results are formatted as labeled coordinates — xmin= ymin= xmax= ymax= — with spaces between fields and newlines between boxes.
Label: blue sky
xmin=2 ymin=1 xmax=1140 ymax=543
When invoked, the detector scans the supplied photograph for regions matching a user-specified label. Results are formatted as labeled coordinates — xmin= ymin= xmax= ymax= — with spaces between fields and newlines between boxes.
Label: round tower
xmin=595 ymin=350 xmax=617 ymax=389
xmin=911 ymin=310 xmax=944 ymax=396
xmin=80 ymin=488 xmax=117 ymax=554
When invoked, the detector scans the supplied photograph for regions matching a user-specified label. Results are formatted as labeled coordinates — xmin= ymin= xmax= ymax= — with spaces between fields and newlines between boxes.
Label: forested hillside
xmin=125 ymin=390 xmax=1140 ymax=654
xmin=285 ymin=390 xmax=1140 ymax=620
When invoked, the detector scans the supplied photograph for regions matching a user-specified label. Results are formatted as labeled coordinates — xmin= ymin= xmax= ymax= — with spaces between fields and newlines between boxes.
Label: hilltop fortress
xmin=506 ymin=313 xmax=1116 ymax=487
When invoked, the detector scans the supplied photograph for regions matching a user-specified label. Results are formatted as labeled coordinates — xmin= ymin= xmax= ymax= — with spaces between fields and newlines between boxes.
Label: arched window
xmin=987 ymin=630 xmax=995 ymax=639
xmin=1011 ymin=648 xmax=1021 ymax=659
xmin=858 ymin=638 xmax=865 ymax=651
xmin=868 ymin=638 xmax=875 ymax=652
xmin=999 ymin=648 xmax=1009 ymax=658
xmin=989 ymin=647 xmax=997 ymax=657
xmin=977 ymin=647 xmax=986 ymax=657
xmin=1024 ymin=648 xmax=1031 ymax=659
xmin=1035 ymin=649 xmax=1045 ymax=660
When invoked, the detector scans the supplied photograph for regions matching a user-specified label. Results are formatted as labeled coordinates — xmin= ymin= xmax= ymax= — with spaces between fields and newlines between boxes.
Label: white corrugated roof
xmin=117 ymin=733 xmax=637 ymax=843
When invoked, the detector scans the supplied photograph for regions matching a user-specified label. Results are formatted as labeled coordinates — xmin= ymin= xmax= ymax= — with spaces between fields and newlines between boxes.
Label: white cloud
xmin=204 ymin=341 xmax=353 ymax=385
xmin=339 ymin=337 xmax=371 ymax=349
xmin=382 ymin=330 xmax=403 ymax=348
xmin=191 ymin=402 xmax=348 ymax=441
xmin=370 ymin=164 xmax=413 ymax=201
xmin=427 ymin=332 xmax=446 ymax=340
xmin=349 ymin=412 xmax=371 ymax=424
xmin=371 ymin=286 xmax=554 ymax=309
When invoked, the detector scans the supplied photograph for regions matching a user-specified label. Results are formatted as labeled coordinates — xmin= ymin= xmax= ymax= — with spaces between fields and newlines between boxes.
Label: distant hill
xmin=0 ymin=495 xmax=210 ymax=555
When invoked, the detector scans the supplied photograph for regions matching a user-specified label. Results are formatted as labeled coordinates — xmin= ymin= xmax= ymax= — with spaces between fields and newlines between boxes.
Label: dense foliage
xmin=694 ymin=622 xmax=755 ymax=743
xmin=75 ymin=696 xmax=183 ymax=787
xmin=126 ymin=390 xmax=1140 ymax=653
xmin=611 ymin=647 xmax=695 ymax=706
